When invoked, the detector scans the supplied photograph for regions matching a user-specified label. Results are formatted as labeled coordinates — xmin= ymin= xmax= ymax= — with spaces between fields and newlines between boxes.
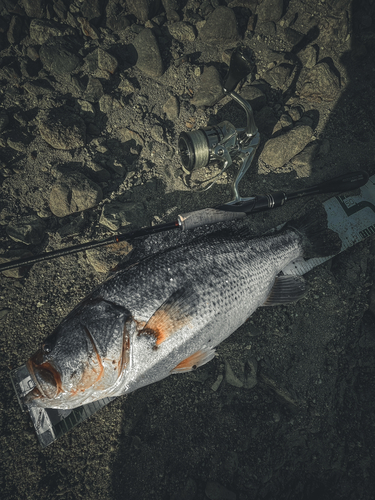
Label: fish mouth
xmin=25 ymin=350 xmax=62 ymax=402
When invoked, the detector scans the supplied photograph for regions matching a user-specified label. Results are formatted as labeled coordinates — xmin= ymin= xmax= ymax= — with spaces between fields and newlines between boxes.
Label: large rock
xmin=259 ymin=123 xmax=313 ymax=172
xmin=299 ymin=62 xmax=340 ymax=102
xmin=49 ymin=173 xmax=102 ymax=217
xmin=22 ymin=0 xmax=45 ymax=19
xmin=39 ymin=107 xmax=86 ymax=150
xmin=40 ymin=37 xmax=83 ymax=75
xmin=191 ymin=66 xmax=224 ymax=107
xmin=200 ymin=6 xmax=240 ymax=46
xmin=133 ymin=29 xmax=163 ymax=78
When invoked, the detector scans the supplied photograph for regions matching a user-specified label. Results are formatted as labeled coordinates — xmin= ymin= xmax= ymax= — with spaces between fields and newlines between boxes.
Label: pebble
xmin=49 ymin=172 xmax=103 ymax=217
xmin=105 ymin=2 xmax=130 ymax=32
xmin=256 ymin=0 xmax=284 ymax=23
xmin=86 ymin=241 xmax=133 ymax=273
xmin=39 ymin=37 xmax=83 ymax=75
xmin=191 ymin=65 xmax=224 ymax=107
xmin=163 ymin=95 xmax=179 ymax=120
xmin=299 ymin=62 xmax=340 ymax=102
xmin=29 ymin=19 xmax=73 ymax=45
xmin=299 ymin=45 xmax=317 ymax=69
xmin=23 ymin=0 xmax=45 ymax=18
xmin=224 ymin=360 xmax=243 ymax=387
xmin=272 ymin=113 xmax=293 ymax=135
xmin=6 ymin=216 xmax=46 ymax=245
xmin=289 ymin=141 xmax=319 ymax=177
xmin=84 ymin=77 xmax=104 ymax=102
xmin=39 ymin=107 xmax=86 ymax=150
xmin=259 ymin=124 xmax=313 ymax=172
xmin=168 ymin=22 xmax=196 ymax=42
xmin=126 ymin=0 xmax=160 ymax=23
xmin=99 ymin=201 xmax=144 ymax=231
xmin=263 ymin=64 xmax=294 ymax=90
xmin=98 ymin=48 xmax=118 ymax=74
xmin=200 ymin=6 xmax=239 ymax=45
xmin=133 ymin=28 xmax=164 ymax=79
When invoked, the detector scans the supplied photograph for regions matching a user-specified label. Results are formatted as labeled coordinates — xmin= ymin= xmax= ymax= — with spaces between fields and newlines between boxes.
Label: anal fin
xmin=171 ymin=347 xmax=216 ymax=373
xmin=263 ymin=275 xmax=308 ymax=306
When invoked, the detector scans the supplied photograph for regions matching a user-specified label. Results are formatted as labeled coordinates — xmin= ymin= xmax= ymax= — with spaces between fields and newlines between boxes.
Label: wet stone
xmin=299 ymin=62 xmax=340 ymax=102
xmin=191 ymin=65 xmax=224 ymax=107
xmin=259 ymin=124 xmax=313 ymax=172
xmin=39 ymin=108 xmax=86 ymax=150
xmin=29 ymin=19 xmax=73 ymax=45
xmin=86 ymin=241 xmax=133 ymax=273
xmin=133 ymin=28 xmax=164 ymax=79
xmin=168 ymin=22 xmax=196 ymax=42
xmin=127 ymin=0 xmax=161 ymax=23
xmin=98 ymin=48 xmax=118 ymax=74
xmin=40 ymin=37 xmax=83 ymax=75
xmin=200 ymin=6 xmax=239 ymax=46
xmin=49 ymin=172 xmax=103 ymax=217
xmin=256 ymin=0 xmax=283 ymax=22
xmin=99 ymin=201 xmax=144 ymax=231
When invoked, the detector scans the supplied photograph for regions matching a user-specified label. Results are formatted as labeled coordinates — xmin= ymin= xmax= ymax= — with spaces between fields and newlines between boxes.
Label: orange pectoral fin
xmin=171 ymin=347 xmax=216 ymax=374
xmin=139 ymin=288 xmax=195 ymax=346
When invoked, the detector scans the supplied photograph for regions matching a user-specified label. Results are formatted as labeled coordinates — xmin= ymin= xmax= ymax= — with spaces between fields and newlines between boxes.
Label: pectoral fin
xmin=171 ymin=347 xmax=216 ymax=373
xmin=139 ymin=287 xmax=195 ymax=346
xmin=263 ymin=275 xmax=308 ymax=306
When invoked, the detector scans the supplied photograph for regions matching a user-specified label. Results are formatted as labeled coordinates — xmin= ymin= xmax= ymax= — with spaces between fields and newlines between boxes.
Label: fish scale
xmin=23 ymin=216 xmax=341 ymax=409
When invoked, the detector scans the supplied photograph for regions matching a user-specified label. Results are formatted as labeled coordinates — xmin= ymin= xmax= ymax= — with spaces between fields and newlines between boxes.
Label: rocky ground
xmin=1 ymin=0 xmax=375 ymax=499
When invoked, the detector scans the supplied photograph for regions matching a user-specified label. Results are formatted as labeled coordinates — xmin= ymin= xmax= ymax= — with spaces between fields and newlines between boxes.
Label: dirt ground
xmin=1 ymin=1 xmax=375 ymax=499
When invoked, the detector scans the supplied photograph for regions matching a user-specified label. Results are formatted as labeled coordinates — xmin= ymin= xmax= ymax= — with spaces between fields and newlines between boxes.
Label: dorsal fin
xmin=263 ymin=275 xmax=308 ymax=306
xmin=171 ymin=347 xmax=216 ymax=373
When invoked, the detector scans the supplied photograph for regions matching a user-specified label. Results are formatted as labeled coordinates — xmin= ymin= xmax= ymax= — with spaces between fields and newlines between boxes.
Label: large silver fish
xmin=24 ymin=212 xmax=341 ymax=409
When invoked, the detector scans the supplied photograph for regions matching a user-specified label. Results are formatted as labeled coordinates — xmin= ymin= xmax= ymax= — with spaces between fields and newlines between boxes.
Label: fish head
xmin=23 ymin=299 xmax=132 ymax=409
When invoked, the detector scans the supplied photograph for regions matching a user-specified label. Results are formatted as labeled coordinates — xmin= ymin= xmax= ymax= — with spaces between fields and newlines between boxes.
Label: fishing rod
xmin=0 ymin=170 xmax=369 ymax=272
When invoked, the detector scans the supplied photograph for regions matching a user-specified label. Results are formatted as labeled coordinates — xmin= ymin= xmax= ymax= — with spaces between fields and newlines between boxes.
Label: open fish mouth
xmin=25 ymin=351 xmax=62 ymax=401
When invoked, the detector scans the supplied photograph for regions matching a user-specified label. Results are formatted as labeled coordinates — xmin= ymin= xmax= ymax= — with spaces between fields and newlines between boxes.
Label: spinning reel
xmin=178 ymin=47 xmax=260 ymax=203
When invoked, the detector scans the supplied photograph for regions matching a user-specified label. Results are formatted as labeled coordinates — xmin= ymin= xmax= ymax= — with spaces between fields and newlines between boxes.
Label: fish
xmin=23 ymin=210 xmax=341 ymax=409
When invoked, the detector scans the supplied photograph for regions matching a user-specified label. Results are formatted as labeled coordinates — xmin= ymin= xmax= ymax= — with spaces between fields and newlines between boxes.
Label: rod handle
xmin=315 ymin=170 xmax=369 ymax=194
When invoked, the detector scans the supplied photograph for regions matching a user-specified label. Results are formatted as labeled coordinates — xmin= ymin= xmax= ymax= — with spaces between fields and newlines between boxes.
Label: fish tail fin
xmin=286 ymin=204 xmax=342 ymax=259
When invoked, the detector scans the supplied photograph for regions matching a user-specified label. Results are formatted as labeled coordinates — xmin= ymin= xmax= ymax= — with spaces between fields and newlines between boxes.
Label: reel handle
xmin=223 ymin=48 xmax=253 ymax=92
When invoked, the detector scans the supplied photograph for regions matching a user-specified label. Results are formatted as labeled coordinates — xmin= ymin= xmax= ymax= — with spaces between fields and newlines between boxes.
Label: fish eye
xmin=42 ymin=343 xmax=52 ymax=354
